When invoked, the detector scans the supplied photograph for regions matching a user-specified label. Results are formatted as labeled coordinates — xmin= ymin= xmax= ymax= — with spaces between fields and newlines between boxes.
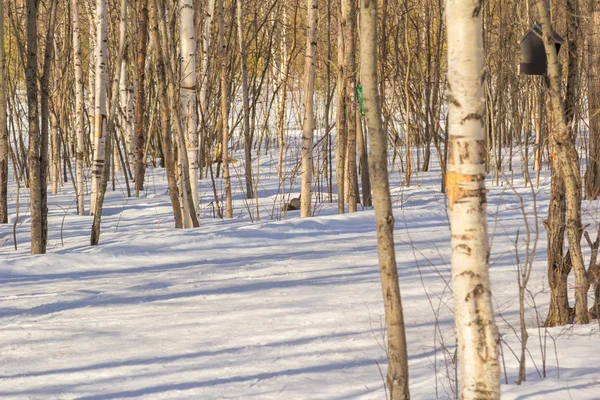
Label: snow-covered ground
xmin=1 ymin=146 xmax=600 ymax=399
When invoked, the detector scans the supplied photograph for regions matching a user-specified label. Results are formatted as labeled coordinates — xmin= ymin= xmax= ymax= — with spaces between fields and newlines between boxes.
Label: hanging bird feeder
xmin=518 ymin=23 xmax=565 ymax=75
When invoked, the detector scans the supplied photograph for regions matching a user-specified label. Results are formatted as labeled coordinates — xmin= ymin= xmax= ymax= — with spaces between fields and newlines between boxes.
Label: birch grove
xmin=2 ymin=0 xmax=600 ymax=395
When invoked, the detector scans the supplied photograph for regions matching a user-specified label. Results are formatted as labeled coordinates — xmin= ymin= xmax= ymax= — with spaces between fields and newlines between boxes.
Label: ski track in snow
xmin=1 ymin=152 xmax=600 ymax=399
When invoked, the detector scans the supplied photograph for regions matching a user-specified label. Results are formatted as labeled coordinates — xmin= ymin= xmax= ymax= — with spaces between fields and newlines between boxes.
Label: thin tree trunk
xmin=90 ymin=0 xmax=108 ymax=216
xmin=154 ymin=0 xmax=199 ymax=227
xmin=51 ymin=103 xmax=59 ymax=194
xmin=0 ymin=0 xmax=7 ymax=224
xmin=125 ymin=71 xmax=135 ymax=173
xmin=26 ymin=0 xmax=42 ymax=254
xmin=360 ymin=0 xmax=410 ymax=398
xmin=300 ymin=0 xmax=317 ymax=217
xmin=237 ymin=0 xmax=254 ymax=199
xmin=586 ymin=4 xmax=600 ymax=200
xmin=74 ymin=3 xmax=87 ymax=210
xmin=180 ymin=0 xmax=200 ymax=222
xmin=118 ymin=57 xmax=128 ymax=173
xmin=277 ymin=0 xmax=290 ymax=182
xmin=446 ymin=0 xmax=501 ymax=397
xmin=135 ymin=0 xmax=149 ymax=196
xmin=403 ymin=11 xmax=411 ymax=187
xmin=198 ymin=0 xmax=214 ymax=180
xmin=217 ymin=0 xmax=233 ymax=218
xmin=39 ymin=0 xmax=58 ymax=253
xmin=534 ymin=82 xmax=543 ymax=188
xmin=336 ymin=14 xmax=346 ymax=214
xmin=149 ymin=0 xmax=183 ymax=228
xmin=343 ymin=0 xmax=357 ymax=212
xmin=356 ymin=103 xmax=371 ymax=206
xmin=91 ymin=0 xmax=128 ymax=244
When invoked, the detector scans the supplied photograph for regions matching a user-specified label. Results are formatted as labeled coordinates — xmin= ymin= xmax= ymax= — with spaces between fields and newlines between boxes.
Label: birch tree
xmin=118 ymin=57 xmax=129 ymax=172
xmin=217 ymin=0 xmax=232 ymax=218
xmin=299 ymin=0 xmax=317 ymax=217
xmin=149 ymin=0 xmax=183 ymax=228
xmin=360 ymin=0 xmax=410 ymax=398
xmin=0 ymin=0 xmax=7 ymax=224
xmin=180 ymin=0 xmax=199 ymax=221
xmin=237 ymin=0 xmax=254 ymax=199
xmin=198 ymin=0 xmax=214 ymax=179
xmin=90 ymin=0 xmax=108 ymax=216
xmin=91 ymin=0 xmax=128 ymax=244
xmin=154 ymin=0 xmax=199 ymax=227
xmin=446 ymin=0 xmax=501 ymax=397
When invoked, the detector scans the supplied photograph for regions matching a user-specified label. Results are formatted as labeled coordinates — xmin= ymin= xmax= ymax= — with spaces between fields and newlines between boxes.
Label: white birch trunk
xmin=198 ymin=0 xmax=214 ymax=180
xmin=180 ymin=0 xmax=199 ymax=225
xmin=118 ymin=57 xmax=128 ymax=174
xmin=217 ymin=0 xmax=232 ymax=218
xmin=0 ymin=0 xmax=6 ymax=223
xmin=300 ymin=0 xmax=318 ymax=217
xmin=72 ymin=0 xmax=85 ymax=215
xmin=446 ymin=0 xmax=501 ymax=397
xmin=91 ymin=0 xmax=128 ymax=244
xmin=276 ymin=0 xmax=288 ymax=181
xmin=90 ymin=0 xmax=108 ymax=216
xmin=87 ymin=5 xmax=96 ymax=157
xmin=236 ymin=0 xmax=253 ymax=199
xmin=126 ymin=83 xmax=135 ymax=172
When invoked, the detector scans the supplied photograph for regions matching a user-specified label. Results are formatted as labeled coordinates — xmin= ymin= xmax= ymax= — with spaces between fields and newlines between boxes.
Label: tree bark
xmin=446 ymin=0 xmax=501 ymax=397
xmin=343 ymin=0 xmax=357 ymax=212
xmin=0 ymin=0 xmax=7 ymax=224
xmin=72 ymin=0 xmax=85 ymax=215
xmin=335 ymin=14 xmax=346 ymax=214
xmin=39 ymin=0 xmax=58 ymax=253
xmin=300 ymin=0 xmax=317 ymax=217
xmin=586 ymin=4 xmax=600 ymax=200
xmin=357 ymin=103 xmax=372 ymax=206
xmin=198 ymin=0 xmax=214 ymax=180
xmin=26 ymin=0 xmax=42 ymax=254
xmin=237 ymin=0 xmax=254 ymax=199
xmin=134 ymin=0 xmax=149 ymax=195
xmin=149 ymin=0 xmax=183 ymax=228
xmin=360 ymin=0 xmax=410 ymax=398
xmin=537 ymin=0 xmax=588 ymax=324
xmin=217 ymin=0 xmax=233 ymax=218
xmin=180 ymin=0 xmax=200 ymax=221
xmin=154 ymin=0 xmax=199 ymax=227
xmin=90 ymin=0 xmax=108 ymax=216
xmin=91 ymin=0 xmax=128 ymax=245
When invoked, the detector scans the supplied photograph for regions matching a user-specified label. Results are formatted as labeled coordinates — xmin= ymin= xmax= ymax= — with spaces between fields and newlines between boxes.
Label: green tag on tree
xmin=357 ymin=85 xmax=365 ymax=116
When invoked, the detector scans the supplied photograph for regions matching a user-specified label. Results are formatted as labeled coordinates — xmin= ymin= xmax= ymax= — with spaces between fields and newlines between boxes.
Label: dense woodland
xmin=1 ymin=0 xmax=600 ymax=398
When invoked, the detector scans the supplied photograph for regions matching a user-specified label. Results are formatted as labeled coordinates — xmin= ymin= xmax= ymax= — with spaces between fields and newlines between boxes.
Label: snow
xmin=2 ymin=149 xmax=600 ymax=399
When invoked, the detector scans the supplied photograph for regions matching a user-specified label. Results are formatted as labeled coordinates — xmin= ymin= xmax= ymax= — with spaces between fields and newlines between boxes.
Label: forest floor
xmin=1 ymin=146 xmax=600 ymax=399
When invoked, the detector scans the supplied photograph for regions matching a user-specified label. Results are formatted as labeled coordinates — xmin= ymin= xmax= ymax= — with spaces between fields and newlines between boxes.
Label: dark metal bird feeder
xmin=518 ymin=24 xmax=565 ymax=76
